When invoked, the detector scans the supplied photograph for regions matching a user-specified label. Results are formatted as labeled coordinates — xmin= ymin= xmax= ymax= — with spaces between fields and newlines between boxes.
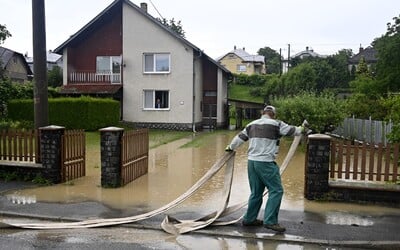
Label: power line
xmin=149 ymin=0 xmax=164 ymax=19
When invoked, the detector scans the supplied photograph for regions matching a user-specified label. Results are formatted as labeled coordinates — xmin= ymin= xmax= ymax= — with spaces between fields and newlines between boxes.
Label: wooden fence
xmin=333 ymin=117 xmax=393 ymax=145
xmin=330 ymin=140 xmax=399 ymax=182
xmin=61 ymin=129 xmax=86 ymax=182
xmin=0 ymin=129 xmax=40 ymax=163
xmin=121 ymin=128 xmax=148 ymax=186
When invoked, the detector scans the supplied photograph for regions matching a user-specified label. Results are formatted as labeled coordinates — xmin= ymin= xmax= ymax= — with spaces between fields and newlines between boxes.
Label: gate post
xmin=305 ymin=134 xmax=331 ymax=200
xmin=100 ymin=127 xmax=124 ymax=188
xmin=39 ymin=125 xmax=65 ymax=184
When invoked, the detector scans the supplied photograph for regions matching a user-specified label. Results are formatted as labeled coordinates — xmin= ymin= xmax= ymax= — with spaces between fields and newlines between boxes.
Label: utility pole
xmin=287 ymin=44 xmax=291 ymax=72
xmin=279 ymin=48 xmax=282 ymax=76
xmin=32 ymin=0 xmax=49 ymax=129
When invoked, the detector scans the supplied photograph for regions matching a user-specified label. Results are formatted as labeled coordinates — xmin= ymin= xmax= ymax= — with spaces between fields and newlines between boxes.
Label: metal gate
xmin=61 ymin=129 xmax=86 ymax=182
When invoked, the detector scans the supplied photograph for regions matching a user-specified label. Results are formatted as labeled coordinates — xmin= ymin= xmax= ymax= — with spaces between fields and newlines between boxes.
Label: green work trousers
xmin=243 ymin=160 xmax=283 ymax=225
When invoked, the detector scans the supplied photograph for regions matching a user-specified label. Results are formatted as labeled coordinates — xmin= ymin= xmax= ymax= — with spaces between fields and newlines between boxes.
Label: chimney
xmin=234 ymin=45 xmax=236 ymax=50
xmin=359 ymin=45 xmax=364 ymax=53
xmin=140 ymin=2 xmax=147 ymax=13
xmin=306 ymin=46 xmax=309 ymax=51
xmin=243 ymin=47 xmax=245 ymax=51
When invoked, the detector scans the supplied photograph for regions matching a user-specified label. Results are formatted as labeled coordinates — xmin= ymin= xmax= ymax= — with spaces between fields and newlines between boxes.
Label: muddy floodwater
xmin=8 ymin=131 xmax=400 ymax=218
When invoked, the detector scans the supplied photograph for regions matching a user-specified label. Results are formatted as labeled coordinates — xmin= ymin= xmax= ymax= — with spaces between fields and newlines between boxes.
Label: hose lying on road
xmin=0 ymin=135 xmax=303 ymax=234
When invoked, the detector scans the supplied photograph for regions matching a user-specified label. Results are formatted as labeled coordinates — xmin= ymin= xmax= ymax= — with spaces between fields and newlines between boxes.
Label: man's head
xmin=263 ymin=105 xmax=276 ymax=118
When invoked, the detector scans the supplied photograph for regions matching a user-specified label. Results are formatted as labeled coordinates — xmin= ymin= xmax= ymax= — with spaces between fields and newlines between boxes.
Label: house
xmin=0 ymin=46 xmax=33 ymax=82
xmin=217 ymin=46 xmax=265 ymax=75
xmin=53 ymin=0 xmax=231 ymax=131
xmin=348 ymin=46 xmax=377 ymax=73
xmin=25 ymin=50 xmax=63 ymax=73
xmin=282 ymin=46 xmax=326 ymax=74
xmin=292 ymin=46 xmax=326 ymax=59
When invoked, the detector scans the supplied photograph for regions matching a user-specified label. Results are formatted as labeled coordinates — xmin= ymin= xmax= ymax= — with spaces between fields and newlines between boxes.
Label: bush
xmin=271 ymin=92 xmax=347 ymax=133
xmin=382 ymin=94 xmax=400 ymax=142
xmin=7 ymin=96 xmax=120 ymax=131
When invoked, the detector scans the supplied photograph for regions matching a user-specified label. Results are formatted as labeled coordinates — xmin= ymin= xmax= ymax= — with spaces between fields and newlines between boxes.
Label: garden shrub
xmin=7 ymin=96 xmax=120 ymax=131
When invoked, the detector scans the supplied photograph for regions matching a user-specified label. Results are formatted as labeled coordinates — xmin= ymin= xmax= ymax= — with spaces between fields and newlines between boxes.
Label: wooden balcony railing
xmin=68 ymin=71 xmax=121 ymax=84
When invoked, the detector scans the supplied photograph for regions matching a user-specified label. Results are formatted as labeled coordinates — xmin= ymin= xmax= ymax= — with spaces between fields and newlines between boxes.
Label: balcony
xmin=68 ymin=70 xmax=121 ymax=84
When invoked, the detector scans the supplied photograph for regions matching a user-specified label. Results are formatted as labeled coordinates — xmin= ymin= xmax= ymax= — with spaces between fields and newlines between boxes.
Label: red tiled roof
xmin=59 ymin=84 xmax=122 ymax=94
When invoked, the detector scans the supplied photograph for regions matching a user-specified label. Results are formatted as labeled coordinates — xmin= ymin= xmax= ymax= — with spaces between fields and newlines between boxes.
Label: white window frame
xmin=96 ymin=56 xmax=121 ymax=75
xmin=143 ymin=53 xmax=171 ymax=74
xmin=143 ymin=89 xmax=170 ymax=110
xmin=237 ymin=64 xmax=247 ymax=72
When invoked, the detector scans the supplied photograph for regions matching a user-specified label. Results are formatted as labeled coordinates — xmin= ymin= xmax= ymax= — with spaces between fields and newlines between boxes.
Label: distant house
xmin=53 ymin=0 xmax=231 ymax=130
xmin=293 ymin=46 xmax=326 ymax=59
xmin=282 ymin=46 xmax=326 ymax=74
xmin=348 ymin=46 xmax=377 ymax=73
xmin=0 ymin=46 xmax=33 ymax=82
xmin=25 ymin=50 xmax=63 ymax=73
xmin=217 ymin=46 xmax=265 ymax=75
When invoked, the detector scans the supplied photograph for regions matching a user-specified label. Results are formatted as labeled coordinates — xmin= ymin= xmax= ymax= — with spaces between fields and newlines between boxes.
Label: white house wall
xmin=62 ymin=49 xmax=68 ymax=86
xmin=217 ymin=68 xmax=227 ymax=126
xmin=193 ymin=55 xmax=203 ymax=125
xmin=122 ymin=3 xmax=195 ymax=125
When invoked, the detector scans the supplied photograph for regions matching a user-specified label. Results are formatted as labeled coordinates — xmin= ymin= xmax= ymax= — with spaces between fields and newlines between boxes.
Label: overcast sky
xmin=1 ymin=0 xmax=399 ymax=59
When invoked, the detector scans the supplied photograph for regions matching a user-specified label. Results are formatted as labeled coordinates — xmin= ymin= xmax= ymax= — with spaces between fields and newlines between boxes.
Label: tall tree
xmin=0 ymin=24 xmax=12 ymax=78
xmin=257 ymin=47 xmax=281 ymax=74
xmin=373 ymin=14 xmax=400 ymax=94
xmin=0 ymin=24 xmax=11 ymax=44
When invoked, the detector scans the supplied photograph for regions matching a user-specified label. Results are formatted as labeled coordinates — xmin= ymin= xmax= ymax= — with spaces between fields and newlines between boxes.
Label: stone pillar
xmin=305 ymin=134 xmax=331 ymax=200
xmin=39 ymin=125 xmax=65 ymax=184
xmin=100 ymin=127 xmax=124 ymax=188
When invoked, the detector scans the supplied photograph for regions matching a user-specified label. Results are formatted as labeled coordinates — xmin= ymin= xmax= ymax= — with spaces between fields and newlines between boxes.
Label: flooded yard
xmin=7 ymin=130 xmax=400 ymax=217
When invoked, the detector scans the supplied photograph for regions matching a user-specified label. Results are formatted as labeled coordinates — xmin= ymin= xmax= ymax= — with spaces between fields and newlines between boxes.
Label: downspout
xmin=192 ymin=49 xmax=202 ymax=133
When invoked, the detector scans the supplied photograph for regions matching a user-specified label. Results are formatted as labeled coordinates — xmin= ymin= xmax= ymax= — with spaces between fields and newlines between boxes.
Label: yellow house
xmin=217 ymin=46 xmax=265 ymax=75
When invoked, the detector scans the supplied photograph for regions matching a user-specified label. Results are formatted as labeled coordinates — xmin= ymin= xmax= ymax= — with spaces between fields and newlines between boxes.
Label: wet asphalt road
xmin=1 ymin=181 xmax=400 ymax=250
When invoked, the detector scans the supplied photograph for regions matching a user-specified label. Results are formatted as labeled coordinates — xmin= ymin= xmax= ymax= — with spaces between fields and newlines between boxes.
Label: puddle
xmin=5 ymin=131 xmax=400 ymax=217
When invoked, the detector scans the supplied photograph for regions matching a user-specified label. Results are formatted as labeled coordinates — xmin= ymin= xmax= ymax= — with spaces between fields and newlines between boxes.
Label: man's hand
xmin=225 ymin=145 xmax=233 ymax=152
xmin=300 ymin=120 xmax=312 ymax=135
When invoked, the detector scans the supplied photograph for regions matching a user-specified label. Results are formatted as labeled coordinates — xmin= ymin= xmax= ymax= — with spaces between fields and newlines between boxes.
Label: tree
xmin=0 ymin=24 xmax=12 ymax=78
xmin=157 ymin=18 xmax=185 ymax=38
xmin=0 ymin=24 xmax=11 ymax=44
xmin=373 ymin=14 xmax=400 ymax=94
xmin=283 ymin=62 xmax=317 ymax=94
xmin=47 ymin=66 xmax=63 ymax=87
xmin=257 ymin=47 xmax=281 ymax=74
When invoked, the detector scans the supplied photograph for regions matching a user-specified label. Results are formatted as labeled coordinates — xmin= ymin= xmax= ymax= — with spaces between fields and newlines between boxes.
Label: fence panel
xmin=331 ymin=139 xmax=399 ymax=182
xmin=121 ymin=128 xmax=149 ymax=186
xmin=333 ymin=117 xmax=393 ymax=145
xmin=61 ymin=130 xmax=85 ymax=182
xmin=0 ymin=129 xmax=40 ymax=163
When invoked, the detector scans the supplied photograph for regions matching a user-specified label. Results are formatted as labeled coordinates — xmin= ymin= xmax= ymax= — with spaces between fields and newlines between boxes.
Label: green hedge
xmin=7 ymin=97 xmax=120 ymax=131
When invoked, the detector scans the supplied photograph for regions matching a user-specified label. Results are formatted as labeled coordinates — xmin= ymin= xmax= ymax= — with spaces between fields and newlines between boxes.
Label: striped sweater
xmin=229 ymin=114 xmax=302 ymax=162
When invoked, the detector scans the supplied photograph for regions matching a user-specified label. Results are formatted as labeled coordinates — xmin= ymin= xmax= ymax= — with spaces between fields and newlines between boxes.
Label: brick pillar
xmin=100 ymin=127 xmax=124 ymax=188
xmin=305 ymin=134 xmax=331 ymax=200
xmin=39 ymin=125 xmax=65 ymax=184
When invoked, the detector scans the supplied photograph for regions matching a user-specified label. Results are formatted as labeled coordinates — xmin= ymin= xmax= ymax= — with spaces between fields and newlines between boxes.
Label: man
xmin=225 ymin=105 xmax=306 ymax=233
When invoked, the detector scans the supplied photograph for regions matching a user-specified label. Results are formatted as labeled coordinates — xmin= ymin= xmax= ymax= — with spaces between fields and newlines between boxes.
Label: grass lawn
xmin=228 ymin=84 xmax=264 ymax=103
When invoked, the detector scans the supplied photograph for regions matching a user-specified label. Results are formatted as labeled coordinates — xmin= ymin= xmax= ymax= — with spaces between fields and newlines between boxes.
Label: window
xmin=237 ymin=64 xmax=247 ymax=72
xmin=143 ymin=53 xmax=170 ymax=73
xmin=96 ymin=56 xmax=121 ymax=83
xmin=144 ymin=90 xmax=169 ymax=109
xmin=204 ymin=91 xmax=217 ymax=97
xmin=96 ymin=56 xmax=121 ymax=74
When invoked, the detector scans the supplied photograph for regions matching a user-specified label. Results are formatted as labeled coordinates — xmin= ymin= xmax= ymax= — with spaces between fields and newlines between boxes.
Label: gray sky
xmin=1 ymin=0 xmax=399 ymax=59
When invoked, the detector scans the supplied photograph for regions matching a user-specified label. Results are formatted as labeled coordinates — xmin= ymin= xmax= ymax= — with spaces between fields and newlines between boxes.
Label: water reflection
xmin=5 ymin=131 xmax=400 ymax=217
